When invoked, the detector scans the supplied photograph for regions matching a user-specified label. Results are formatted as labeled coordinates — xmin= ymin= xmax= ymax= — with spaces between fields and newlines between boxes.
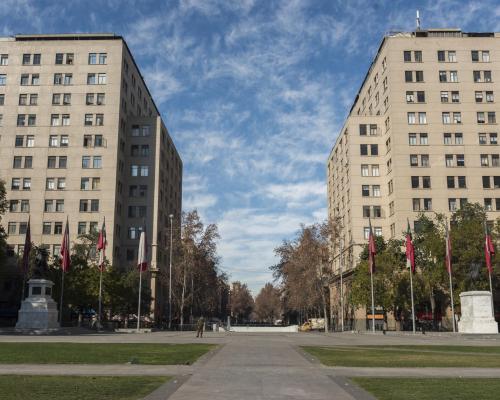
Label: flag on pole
xmin=406 ymin=219 xmax=415 ymax=273
xmin=97 ymin=218 xmax=107 ymax=271
xmin=368 ymin=219 xmax=376 ymax=273
xmin=137 ymin=230 xmax=148 ymax=272
xmin=60 ymin=217 xmax=71 ymax=272
xmin=22 ymin=217 xmax=32 ymax=274
xmin=485 ymin=221 xmax=495 ymax=274
xmin=445 ymin=223 xmax=452 ymax=274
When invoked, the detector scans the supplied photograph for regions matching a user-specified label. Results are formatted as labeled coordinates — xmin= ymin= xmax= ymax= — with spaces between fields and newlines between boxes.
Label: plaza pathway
xmin=2 ymin=331 xmax=500 ymax=399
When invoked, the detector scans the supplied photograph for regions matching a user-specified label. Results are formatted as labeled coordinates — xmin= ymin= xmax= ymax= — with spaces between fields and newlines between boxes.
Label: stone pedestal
xmin=458 ymin=291 xmax=498 ymax=334
xmin=16 ymin=279 xmax=59 ymax=331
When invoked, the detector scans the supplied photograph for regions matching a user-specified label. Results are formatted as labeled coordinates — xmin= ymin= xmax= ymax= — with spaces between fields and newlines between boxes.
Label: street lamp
xmin=168 ymin=214 xmax=174 ymax=329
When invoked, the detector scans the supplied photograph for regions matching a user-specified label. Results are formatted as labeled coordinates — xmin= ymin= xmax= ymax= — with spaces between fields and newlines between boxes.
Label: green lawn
xmin=302 ymin=345 xmax=500 ymax=367
xmin=0 ymin=375 xmax=169 ymax=400
xmin=0 ymin=343 xmax=214 ymax=365
xmin=352 ymin=378 xmax=500 ymax=400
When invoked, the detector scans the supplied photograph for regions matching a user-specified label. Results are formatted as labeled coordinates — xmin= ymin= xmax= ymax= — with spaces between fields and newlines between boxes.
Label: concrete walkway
xmin=166 ymin=335 xmax=368 ymax=400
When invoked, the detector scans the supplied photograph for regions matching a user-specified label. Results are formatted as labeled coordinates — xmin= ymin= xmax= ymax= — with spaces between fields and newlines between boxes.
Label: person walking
xmin=196 ymin=317 xmax=205 ymax=338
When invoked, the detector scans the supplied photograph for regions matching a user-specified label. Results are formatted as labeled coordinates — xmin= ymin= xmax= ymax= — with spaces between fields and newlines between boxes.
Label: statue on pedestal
xmin=32 ymin=247 xmax=49 ymax=279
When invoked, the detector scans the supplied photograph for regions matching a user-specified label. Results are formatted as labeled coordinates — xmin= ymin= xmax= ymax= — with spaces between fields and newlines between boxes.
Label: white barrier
xmin=230 ymin=325 xmax=299 ymax=333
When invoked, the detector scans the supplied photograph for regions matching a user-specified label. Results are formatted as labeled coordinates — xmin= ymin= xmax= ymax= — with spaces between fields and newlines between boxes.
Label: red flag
xmin=406 ymin=220 xmax=415 ymax=273
xmin=368 ymin=219 xmax=376 ymax=273
xmin=60 ymin=218 xmax=71 ymax=272
xmin=137 ymin=230 xmax=148 ymax=272
xmin=22 ymin=217 xmax=31 ymax=274
xmin=445 ymin=223 xmax=452 ymax=274
xmin=97 ymin=218 xmax=106 ymax=271
xmin=485 ymin=221 xmax=495 ymax=274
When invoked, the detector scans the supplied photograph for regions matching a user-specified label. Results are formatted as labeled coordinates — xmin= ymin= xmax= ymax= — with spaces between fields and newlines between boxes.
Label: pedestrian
xmin=196 ymin=317 xmax=204 ymax=338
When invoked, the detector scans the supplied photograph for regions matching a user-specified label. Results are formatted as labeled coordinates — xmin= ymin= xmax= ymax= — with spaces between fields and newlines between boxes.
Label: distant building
xmin=0 ymin=34 xmax=182 ymax=321
xmin=327 ymin=29 xmax=500 ymax=330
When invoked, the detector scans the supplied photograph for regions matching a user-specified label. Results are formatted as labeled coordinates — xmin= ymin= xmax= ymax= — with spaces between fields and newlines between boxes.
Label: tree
xmin=255 ymin=283 xmax=281 ymax=323
xmin=230 ymin=281 xmax=254 ymax=322
xmin=162 ymin=210 xmax=228 ymax=328
xmin=271 ymin=219 xmax=339 ymax=330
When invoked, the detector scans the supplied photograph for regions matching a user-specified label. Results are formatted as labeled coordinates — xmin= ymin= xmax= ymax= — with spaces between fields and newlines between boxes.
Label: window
xmin=362 ymin=185 xmax=370 ymax=197
xmin=452 ymin=91 xmax=459 ymax=103
xmin=472 ymin=50 xmax=479 ymax=62
xmin=360 ymin=144 xmax=368 ymax=156
xmin=370 ymin=144 xmax=378 ymax=156
xmin=448 ymin=51 xmax=456 ymax=62
xmin=23 ymin=178 xmax=31 ymax=190
xmin=404 ymin=51 xmax=411 ymax=62
xmin=82 ymin=156 xmax=90 ymax=168
xmin=406 ymin=91 xmax=415 ymax=103
xmin=447 ymin=176 xmax=455 ymax=189
xmin=419 ymin=112 xmax=427 ymax=124
xmin=482 ymin=51 xmax=490 ymax=62
xmin=96 ymin=93 xmax=105 ymax=105
xmin=411 ymin=176 xmax=419 ymax=188
xmin=78 ymin=222 xmax=86 ymax=235
xmin=87 ymin=73 xmax=96 ymax=84
xmin=0 ymin=54 xmax=8 ymax=65
xmin=0 ymin=74 xmax=6 ymax=86
xmin=455 ymin=133 xmax=463 ymax=144
xmin=479 ymin=133 xmax=487 ymax=145
xmin=476 ymin=91 xmax=484 ymax=102
xmin=20 ymin=74 xmax=28 ymax=85
xmin=55 ymin=53 xmax=63 ymax=64
xmin=84 ymin=114 xmax=93 ymax=125
xmin=51 ymin=114 xmax=60 ymax=126
xmin=453 ymin=112 xmax=461 ymax=123
xmin=93 ymin=156 xmax=102 ymax=168
xmin=415 ymin=71 xmax=423 ymax=82
xmin=373 ymin=185 xmax=381 ymax=197
xmin=372 ymin=165 xmax=379 ymax=176
xmin=473 ymin=70 xmax=481 ymax=82
xmin=450 ymin=71 xmax=458 ymax=82
xmin=438 ymin=50 xmax=445 ymax=62
xmin=485 ymin=198 xmax=493 ymax=211
xmin=488 ymin=112 xmax=496 ymax=124
xmin=63 ymin=93 xmax=71 ymax=105
xmin=33 ymin=53 xmax=41 ymax=65
xmin=86 ymin=93 xmax=95 ymax=105
xmin=478 ymin=112 xmax=485 ymax=124
xmin=442 ymin=112 xmax=450 ymax=124
xmin=484 ymin=176 xmax=492 ymax=188
xmin=486 ymin=91 xmax=494 ymax=102
xmin=409 ymin=133 xmax=417 ymax=145
xmin=458 ymin=176 xmax=466 ymax=188
xmin=57 ymin=178 xmax=65 ymax=190
xmin=15 ymin=136 xmax=24 ymax=147
xmin=439 ymin=71 xmax=447 ymax=82
xmin=96 ymin=114 xmax=104 ymax=125
xmin=97 ymin=73 xmax=106 ymax=84
xmin=62 ymin=114 xmax=70 ymax=125
xmin=457 ymin=154 xmax=465 ymax=166
xmin=441 ymin=91 xmax=449 ymax=103
xmin=408 ymin=112 xmax=416 ymax=124
xmin=11 ymin=178 xmax=20 ymax=190
xmin=449 ymin=198 xmax=457 ymax=211
xmin=0 ymin=94 xmax=4 ymax=105
xmin=405 ymin=71 xmax=412 ymax=82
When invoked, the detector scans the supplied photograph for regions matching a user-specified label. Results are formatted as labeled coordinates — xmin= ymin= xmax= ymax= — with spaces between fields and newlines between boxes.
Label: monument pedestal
xmin=458 ymin=291 xmax=498 ymax=334
xmin=16 ymin=279 xmax=59 ymax=331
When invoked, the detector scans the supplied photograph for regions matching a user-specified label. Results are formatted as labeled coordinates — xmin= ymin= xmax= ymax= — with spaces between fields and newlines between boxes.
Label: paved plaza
xmin=1 ymin=331 xmax=500 ymax=399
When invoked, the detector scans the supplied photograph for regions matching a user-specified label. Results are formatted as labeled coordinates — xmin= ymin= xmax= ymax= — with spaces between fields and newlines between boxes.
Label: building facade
xmin=327 ymin=29 xmax=500 ymax=330
xmin=0 ymin=34 xmax=182 ymax=321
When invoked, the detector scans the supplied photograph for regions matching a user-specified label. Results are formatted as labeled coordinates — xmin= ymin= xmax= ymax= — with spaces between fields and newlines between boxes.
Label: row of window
xmin=14 ymin=134 xmax=104 ymax=148
xmin=404 ymin=70 xmax=492 ymax=83
xmin=0 ymin=52 xmax=107 ymax=66
xmin=9 ymin=181 xmax=148 ymax=197
xmin=0 ymin=72 xmax=108 ymax=86
xmin=406 ymin=111 xmax=497 ymax=125
xmin=15 ymin=113 xmax=105 ymax=126
xmin=406 ymin=90 xmax=494 ymax=104
xmin=403 ymin=49 xmax=491 ymax=63
xmin=408 ymin=132 xmax=498 ymax=146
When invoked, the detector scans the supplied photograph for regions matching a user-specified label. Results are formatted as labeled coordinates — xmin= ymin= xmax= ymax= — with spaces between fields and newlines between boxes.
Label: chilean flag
xmin=485 ymin=222 xmax=495 ymax=274
xmin=406 ymin=220 xmax=415 ymax=273
xmin=368 ymin=218 xmax=376 ymax=274
xmin=97 ymin=218 xmax=106 ymax=271
xmin=60 ymin=217 xmax=71 ymax=272
xmin=137 ymin=230 xmax=148 ymax=272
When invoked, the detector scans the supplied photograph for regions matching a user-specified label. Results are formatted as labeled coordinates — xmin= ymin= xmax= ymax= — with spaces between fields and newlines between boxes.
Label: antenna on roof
xmin=416 ymin=10 xmax=421 ymax=31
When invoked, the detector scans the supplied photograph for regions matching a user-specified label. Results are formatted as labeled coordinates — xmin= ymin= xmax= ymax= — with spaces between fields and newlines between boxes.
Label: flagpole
xmin=98 ymin=268 xmax=103 ymax=329
xmin=370 ymin=267 xmax=375 ymax=333
xmin=489 ymin=271 xmax=494 ymax=317
xmin=59 ymin=269 xmax=64 ymax=324
xmin=137 ymin=268 xmax=142 ymax=332
xmin=339 ymin=238 xmax=344 ymax=332
xmin=448 ymin=268 xmax=456 ymax=332
xmin=409 ymin=265 xmax=416 ymax=334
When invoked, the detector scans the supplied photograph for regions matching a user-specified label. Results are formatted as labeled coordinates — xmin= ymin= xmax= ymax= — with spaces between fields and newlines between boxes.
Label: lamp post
xmin=168 ymin=214 xmax=174 ymax=329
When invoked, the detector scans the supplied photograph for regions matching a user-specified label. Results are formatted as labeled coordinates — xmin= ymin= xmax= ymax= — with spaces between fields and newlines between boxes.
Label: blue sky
xmin=3 ymin=0 xmax=500 ymax=293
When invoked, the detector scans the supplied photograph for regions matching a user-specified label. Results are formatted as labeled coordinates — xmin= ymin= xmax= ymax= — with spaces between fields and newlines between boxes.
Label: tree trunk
xmin=430 ymin=287 xmax=436 ymax=330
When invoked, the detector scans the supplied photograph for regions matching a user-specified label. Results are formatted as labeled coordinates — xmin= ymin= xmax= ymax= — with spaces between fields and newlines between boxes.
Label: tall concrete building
xmin=0 ymin=34 xmax=182 ymax=321
xmin=327 ymin=28 xmax=500 ymax=329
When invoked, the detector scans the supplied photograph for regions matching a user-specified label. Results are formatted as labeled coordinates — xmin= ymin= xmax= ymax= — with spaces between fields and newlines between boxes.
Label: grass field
xmin=352 ymin=377 xmax=500 ymax=400
xmin=0 ymin=343 xmax=214 ymax=365
xmin=302 ymin=345 xmax=500 ymax=367
xmin=0 ymin=375 xmax=169 ymax=400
